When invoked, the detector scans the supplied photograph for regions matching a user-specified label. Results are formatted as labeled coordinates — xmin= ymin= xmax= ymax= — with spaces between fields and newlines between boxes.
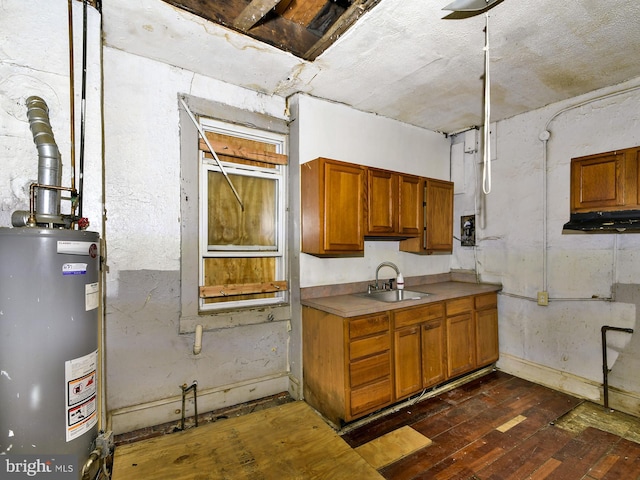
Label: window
xmin=178 ymin=96 xmax=290 ymax=333
xmin=198 ymin=118 xmax=288 ymax=311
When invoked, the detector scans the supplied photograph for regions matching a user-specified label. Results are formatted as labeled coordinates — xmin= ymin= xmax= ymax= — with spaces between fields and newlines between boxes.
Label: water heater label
xmin=62 ymin=263 xmax=87 ymax=275
xmin=57 ymin=240 xmax=100 ymax=257
xmin=65 ymin=350 xmax=98 ymax=442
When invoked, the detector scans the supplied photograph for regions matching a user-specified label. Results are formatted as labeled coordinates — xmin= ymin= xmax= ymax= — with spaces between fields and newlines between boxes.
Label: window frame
xmin=198 ymin=117 xmax=288 ymax=312
xmin=178 ymin=95 xmax=290 ymax=333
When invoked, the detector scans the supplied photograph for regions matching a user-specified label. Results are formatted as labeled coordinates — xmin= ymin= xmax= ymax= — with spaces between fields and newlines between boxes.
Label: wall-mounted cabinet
xmin=570 ymin=146 xmax=640 ymax=213
xmin=366 ymin=168 xmax=421 ymax=237
xmin=301 ymin=158 xmax=366 ymax=256
xmin=399 ymin=178 xmax=454 ymax=254
xmin=301 ymin=158 xmax=453 ymax=256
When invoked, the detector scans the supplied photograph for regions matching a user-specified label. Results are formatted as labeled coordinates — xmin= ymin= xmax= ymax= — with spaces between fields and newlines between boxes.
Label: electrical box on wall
xmin=464 ymin=129 xmax=477 ymax=153
xmin=461 ymin=215 xmax=475 ymax=246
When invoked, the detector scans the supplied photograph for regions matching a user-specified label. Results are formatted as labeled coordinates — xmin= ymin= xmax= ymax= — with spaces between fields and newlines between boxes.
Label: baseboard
xmin=497 ymin=353 xmax=640 ymax=416
xmin=497 ymin=353 xmax=601 ymax=400
xmin=108 ymin=373 xmax=289 ymax=435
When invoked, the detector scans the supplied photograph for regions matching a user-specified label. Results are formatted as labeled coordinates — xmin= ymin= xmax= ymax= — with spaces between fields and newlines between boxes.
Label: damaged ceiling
xmin=103 ymin=0 xmax=640 ymax=134
xmin=160 ymin=0 xmax=382 ymax=60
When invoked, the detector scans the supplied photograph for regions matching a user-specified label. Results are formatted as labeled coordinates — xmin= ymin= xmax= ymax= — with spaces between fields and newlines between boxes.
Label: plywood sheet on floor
xmin=355 ymin=425 xmax=432 ymax=469
xmin=111 ymin=401 xmax=383 ymax=480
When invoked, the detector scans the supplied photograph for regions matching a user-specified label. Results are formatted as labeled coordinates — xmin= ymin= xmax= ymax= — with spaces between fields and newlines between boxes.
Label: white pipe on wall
xmin=193 ymin=324 xmax=203 ymax=355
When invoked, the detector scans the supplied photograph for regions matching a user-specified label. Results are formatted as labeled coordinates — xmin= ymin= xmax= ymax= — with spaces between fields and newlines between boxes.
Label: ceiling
xmin=103 ymin=0 xmax=640 ymax=134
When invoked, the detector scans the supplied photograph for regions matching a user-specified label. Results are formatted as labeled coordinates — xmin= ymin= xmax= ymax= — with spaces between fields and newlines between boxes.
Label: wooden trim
xmin=200 ymin=281 xmax=288 ymax=298
xmin=199 ymin=138 xmax=288 ymax=165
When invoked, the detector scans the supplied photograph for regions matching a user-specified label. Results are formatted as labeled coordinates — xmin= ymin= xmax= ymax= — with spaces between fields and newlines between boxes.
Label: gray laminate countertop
xmin=301 ymin=281 xmax=502 ymax=318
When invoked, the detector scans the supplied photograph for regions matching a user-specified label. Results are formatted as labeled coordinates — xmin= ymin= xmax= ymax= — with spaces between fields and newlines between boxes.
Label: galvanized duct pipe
xmin=26 ymin=96 xmax=62 ymax=216
xmin=12 ymin=96 xmax=74 ymax=228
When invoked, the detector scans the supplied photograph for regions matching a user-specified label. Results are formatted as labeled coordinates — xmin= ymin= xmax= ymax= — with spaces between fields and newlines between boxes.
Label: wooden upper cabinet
xmin=400 ymin=178 xmax=454 ymax=254
xmin=366 ymin=168 xmax=397 ymax=235
xmin=365 ymin=168 xmax=421 ymax=237
xmin=301 ymin=158 xmax=452 ymax=255
xmin=570 ymin=146 xmax=640 ymax=213
xmin=399 ymin=174 xmax=422 ymax=236
xmin=301 ymin=158 xmax=366 ymax=257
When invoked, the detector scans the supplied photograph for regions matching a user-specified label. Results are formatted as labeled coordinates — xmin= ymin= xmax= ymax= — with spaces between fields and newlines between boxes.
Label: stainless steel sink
xmin=356 ymin=289 xmax=430 ymax=303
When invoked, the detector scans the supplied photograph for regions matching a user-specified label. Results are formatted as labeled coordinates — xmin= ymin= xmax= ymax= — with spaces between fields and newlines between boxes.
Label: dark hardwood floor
xmin=340 ymin=371 xmax=640 ymax=480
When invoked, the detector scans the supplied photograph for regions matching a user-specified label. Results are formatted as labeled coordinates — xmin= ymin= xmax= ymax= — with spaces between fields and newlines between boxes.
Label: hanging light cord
xmin=482 ymin=12 xmax=492 ymax=194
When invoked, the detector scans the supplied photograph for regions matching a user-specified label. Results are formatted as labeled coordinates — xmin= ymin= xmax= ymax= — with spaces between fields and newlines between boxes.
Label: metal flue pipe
xmin=26 ymin=96 xmax=63 ymax=217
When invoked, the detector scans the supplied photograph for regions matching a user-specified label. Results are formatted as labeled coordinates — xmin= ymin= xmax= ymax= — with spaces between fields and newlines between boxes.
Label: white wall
xmin=293 ymin=94 xmax=452 ymax=288
xmin=0 ymin=0 xmax=102 ymax=232
xmin=452 ymin=80 xmax=640 ymax=411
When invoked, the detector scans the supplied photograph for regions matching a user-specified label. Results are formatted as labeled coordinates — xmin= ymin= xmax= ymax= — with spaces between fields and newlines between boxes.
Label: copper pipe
xmin=68 ymin=0 xmax=77 ymax=201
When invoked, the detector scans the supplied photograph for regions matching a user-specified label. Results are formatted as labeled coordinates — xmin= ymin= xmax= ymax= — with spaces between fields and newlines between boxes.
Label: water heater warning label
xmin=85 ymin=282 xmax=99 ymax=311
xmin=65 ymin=351 xmax=98 ymax=442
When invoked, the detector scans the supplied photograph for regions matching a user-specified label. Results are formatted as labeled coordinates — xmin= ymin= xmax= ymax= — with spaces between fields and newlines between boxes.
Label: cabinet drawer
xmin=350 ymin=377 xmax=392 ymax=416
xmin=350 ymin=352 xmax=391 ymax=388
xmin=475 ymin=292 xmax=497 ymax=310
xmin=446 ymin=297 xmax=473 ymax=316
xmin=350 ymin=333 xmax=390 ymax=360
xmin=394 ymin=303 xmax=444 ymax=328
xmin=349 ymin=314 xmax=389 ymax=339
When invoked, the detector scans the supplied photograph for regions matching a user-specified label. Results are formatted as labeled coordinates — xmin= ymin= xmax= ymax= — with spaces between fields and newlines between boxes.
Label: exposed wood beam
xmin=233 ymin=0 xmax=283 ymax=31
xmin=278 ymin=0 xmax=327 ymax=26
xmin=304 ymin=0 xmax=382 ymax=60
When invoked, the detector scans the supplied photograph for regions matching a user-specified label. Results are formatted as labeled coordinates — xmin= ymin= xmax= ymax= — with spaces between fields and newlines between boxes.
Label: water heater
xmin=0 ymin=227 xmax=100 ymax=476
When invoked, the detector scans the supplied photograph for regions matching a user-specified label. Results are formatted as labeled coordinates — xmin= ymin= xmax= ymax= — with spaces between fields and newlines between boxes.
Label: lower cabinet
xmin=302 ymin=292 xmax=499 ymax=425
xmin=393 ymin=303 xmax=445 ymax=400
xmin=475 ymin=293 xmax=499 ymax=366
xmin=446 ymin=297 xmax=476 ymax=378
xmin=302 ymin=306 xmax=392 ymax=426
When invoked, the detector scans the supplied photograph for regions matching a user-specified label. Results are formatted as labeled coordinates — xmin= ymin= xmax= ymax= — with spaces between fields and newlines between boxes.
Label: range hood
xmin=563 ymin=210 xmax=640 ymax=233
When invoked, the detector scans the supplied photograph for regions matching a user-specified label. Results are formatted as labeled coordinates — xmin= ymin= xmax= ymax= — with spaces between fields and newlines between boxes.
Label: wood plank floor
xmin=340 ymin=371 xmax=640 ymax=480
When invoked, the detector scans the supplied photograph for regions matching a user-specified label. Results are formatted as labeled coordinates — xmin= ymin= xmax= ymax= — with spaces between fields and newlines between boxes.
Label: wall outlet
xmin=537 ymin=291 xmax=549 ymax=306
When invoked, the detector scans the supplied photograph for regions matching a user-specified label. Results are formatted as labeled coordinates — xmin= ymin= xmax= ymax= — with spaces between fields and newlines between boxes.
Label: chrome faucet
xmin=375 ymin=261 xmax=400 ymax=290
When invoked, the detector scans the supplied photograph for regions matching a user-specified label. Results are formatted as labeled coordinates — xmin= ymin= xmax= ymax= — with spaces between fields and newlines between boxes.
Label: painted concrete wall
xmin=101 ymin=47 xmax=296 ymax=433
xmin=451 ymin=80 xmax=640 ymax=412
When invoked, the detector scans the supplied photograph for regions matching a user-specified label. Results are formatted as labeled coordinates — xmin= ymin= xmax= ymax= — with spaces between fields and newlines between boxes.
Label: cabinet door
xmin=394 ymin=326 xmax=422 ymax=400
xmin=422 ymin=318 xmax=446 ymax=388
xmin=475 ymin=308 xmax=499 ymax=366
xmin=301 ymin=158 xmax=365 ymax=256
xmin=366 ymin=168 xmax=397 ymax=234
xmin=570 ymin=152 xmax=625 ymax=212
xmin=324 ymin=161 xmax=366 ymax=252
xmin=426 ymin=178 xmax=454 ymax=253
xmin=446 ymin=312 xmax=475 ymax=378
xmin=399 ymin=174 xmax=421 ymax=236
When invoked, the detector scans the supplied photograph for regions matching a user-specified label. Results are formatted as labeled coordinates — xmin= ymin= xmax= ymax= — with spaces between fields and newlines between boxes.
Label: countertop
xmin=300 ymin=281 xmax=502 ymax=318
